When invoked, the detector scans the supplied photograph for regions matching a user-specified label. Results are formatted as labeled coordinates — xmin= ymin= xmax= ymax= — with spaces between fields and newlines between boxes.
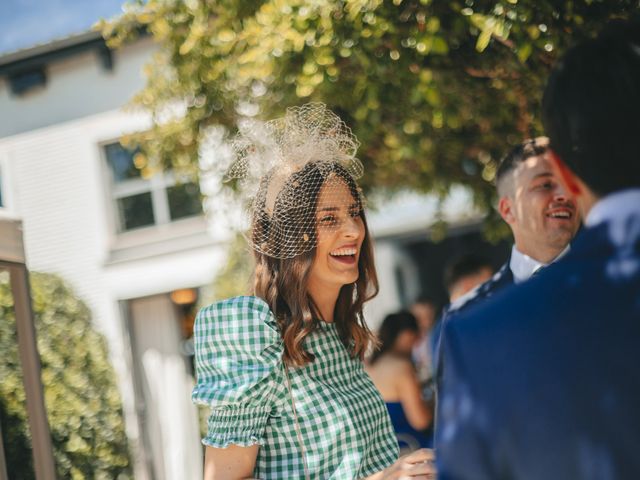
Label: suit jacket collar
xmin=489 ymin=261 xmax=514 ymax=291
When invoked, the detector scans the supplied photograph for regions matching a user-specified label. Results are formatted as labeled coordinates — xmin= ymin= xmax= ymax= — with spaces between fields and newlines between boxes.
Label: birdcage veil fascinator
xmin=225 ymin=103 xmax=366 ymax=259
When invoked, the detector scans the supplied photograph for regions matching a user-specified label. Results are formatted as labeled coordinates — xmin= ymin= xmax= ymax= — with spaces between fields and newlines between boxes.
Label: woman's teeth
xmin=330 ymin=248 xmax=357 ymax=257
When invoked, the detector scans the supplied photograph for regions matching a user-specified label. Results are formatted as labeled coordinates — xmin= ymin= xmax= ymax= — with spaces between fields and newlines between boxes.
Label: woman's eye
xmin=319 ymin=215 xmax=337 ymax=224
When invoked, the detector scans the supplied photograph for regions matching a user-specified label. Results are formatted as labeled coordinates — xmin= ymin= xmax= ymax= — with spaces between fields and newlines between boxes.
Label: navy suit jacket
xmin=436 ymin=208 xmax=640 ymax=479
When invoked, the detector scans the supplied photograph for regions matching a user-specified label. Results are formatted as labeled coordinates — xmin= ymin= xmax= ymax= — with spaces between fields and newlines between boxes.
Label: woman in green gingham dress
xmin=191 ymin=104 xmax=435 ymax=479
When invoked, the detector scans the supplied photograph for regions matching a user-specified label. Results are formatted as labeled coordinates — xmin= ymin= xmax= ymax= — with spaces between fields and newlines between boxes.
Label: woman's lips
xmin=329 ymin=253 xmax=357 ymax=265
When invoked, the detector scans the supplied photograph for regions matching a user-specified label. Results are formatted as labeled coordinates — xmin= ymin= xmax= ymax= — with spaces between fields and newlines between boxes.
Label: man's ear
xmin=498 ymin=196 xmax=515 ymax=224
xmin=548 ymin=149 xmax=581 ymax=196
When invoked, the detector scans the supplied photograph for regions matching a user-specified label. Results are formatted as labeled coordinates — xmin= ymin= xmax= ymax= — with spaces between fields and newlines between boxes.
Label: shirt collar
xmin=509 ymin=244 xmax=570 ymax=284
xmin=585 ymin=188 xmax=640 ymax=227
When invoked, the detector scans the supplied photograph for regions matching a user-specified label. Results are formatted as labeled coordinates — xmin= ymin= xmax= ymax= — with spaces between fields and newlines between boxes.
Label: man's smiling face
xmin=499 ymin=151 xmax=580 ymax=263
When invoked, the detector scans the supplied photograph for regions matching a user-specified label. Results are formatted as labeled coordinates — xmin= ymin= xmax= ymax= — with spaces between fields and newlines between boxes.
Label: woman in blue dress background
xmin=366 ymin=311 xmax=434 ymax=453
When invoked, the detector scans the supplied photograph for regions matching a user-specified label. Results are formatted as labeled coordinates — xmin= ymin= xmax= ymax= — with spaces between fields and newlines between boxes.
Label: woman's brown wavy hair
xmin=253 ymin=161 xmax=378 ymax=367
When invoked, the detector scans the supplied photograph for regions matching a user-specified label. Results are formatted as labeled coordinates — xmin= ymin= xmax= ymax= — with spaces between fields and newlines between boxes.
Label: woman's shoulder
xmin=198 ymin=295 xmax=274 ymax=325
xmin=200 ymin=294 xmax=271 ymax=313
xmin=192 ymin=297 xmax=284 ymax=409
xmin=375 ymin=354 xmax=415 ymax=375
xmin=200 ymin=295 xmax=268 ymax=312
xmin=195 ymin=296 xmax=281 ymax=349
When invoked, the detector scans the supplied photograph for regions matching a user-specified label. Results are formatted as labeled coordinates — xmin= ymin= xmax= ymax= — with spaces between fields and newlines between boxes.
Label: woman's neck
xmin=308 ymin=284 xmax=340 ymax=323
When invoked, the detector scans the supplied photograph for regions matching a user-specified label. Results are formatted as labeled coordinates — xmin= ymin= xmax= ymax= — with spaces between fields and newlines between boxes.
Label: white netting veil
xmin=225 ymin=103 xmax=366 ymax=259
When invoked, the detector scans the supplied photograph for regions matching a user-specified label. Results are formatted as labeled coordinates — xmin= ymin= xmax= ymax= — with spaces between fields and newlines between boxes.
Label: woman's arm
xmin=364 ymin=449 xmax=436 ymax=479
xmin=203 ymin=445 xmax=259 ymax=480
xmin=396 ymin=361 xmax=433 ymax=431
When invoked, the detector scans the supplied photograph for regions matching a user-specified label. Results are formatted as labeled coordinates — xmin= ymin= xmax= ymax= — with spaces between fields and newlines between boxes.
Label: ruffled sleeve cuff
xmin=202 ymin=404 xmax=273 ymax=448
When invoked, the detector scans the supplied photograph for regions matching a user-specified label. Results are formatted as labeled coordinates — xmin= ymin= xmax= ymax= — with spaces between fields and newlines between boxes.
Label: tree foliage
xmin=101 ymin=0 xmax=636 ymax=212
xmin=0 ymin=272 xmax=131 ymax=479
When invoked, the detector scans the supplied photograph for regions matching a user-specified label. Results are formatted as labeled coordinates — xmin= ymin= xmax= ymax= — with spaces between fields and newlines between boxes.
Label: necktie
xmin=531 ymin=265 xmax=545 ymax=277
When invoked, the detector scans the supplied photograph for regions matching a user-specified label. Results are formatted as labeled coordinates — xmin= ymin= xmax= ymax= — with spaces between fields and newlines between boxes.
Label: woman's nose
xmin=342 ymin=216 xmax=361 ymax=239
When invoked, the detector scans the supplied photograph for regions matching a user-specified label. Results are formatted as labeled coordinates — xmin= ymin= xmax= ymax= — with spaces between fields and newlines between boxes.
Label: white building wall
xmin=0 ymin=37 xmax=155 ymax=138
xmin=1 ymin=106 xmax=224 ymax=325
xmin=362 ymin=240 xmax=422 ymax=332
xmin=0 ymin=38 xmax=221 ymax=479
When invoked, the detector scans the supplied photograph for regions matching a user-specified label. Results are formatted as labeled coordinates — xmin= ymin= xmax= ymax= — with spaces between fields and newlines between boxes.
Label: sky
xmin=0 ymin=0 xmax=127 ymax=55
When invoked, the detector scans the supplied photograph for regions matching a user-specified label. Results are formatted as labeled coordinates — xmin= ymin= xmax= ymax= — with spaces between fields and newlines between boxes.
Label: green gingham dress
xmin=192 ymin=296 xmax=398 ymax=479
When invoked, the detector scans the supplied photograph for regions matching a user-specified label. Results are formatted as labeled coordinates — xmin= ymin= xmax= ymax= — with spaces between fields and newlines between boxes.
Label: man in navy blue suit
xmin=436 ymin=19 xmax=640 ymax=479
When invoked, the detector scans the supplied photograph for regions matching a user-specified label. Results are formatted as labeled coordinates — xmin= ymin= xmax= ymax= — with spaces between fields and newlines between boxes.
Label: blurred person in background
xmin=443 ymin=253 xmax=494 ymax=303
xmin=367 ymin=311 xmax=434 ymax=454
xmin=410 ymin=295 xmax=439 ymax=385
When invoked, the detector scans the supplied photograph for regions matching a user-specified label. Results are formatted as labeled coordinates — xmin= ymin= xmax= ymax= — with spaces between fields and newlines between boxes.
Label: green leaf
xmin=476 ymin=28 xmax=493 ymax=52
xmin=493 ymin=19 xmax=511 ymax=39
xmin=432 ymin=36 xmax=449 ymax=54
xmin=469 ymin=13 xmax=489 ymax=30
xmin=426 ymin=17 xmax=440 ymax=33
xmin=517 ymin=42 xmax=533 ymax=63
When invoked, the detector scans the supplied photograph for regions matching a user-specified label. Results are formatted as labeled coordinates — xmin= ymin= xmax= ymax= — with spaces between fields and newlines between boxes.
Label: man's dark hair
xmin=413 ymin=293 xmax=438 ymax=307
xmin=444 ymin=254 xmax=493 ymax=293
xmin=542 ymin=18 xmax=640 ymax=196
xmin=495 ymin=139 xmax=548 ymax=196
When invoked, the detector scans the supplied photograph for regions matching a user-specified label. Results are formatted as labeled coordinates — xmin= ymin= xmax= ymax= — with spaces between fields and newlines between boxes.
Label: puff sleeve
xmin=191 ymin=296 xmax=284 ymax=448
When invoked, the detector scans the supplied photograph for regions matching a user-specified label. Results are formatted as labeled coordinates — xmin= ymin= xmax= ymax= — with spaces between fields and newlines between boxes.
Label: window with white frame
xmin=104 ymin=142 xmax=203 ymax=233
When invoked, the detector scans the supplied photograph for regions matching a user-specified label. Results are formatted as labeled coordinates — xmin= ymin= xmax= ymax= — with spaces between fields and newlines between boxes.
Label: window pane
xmin=118 ymin=192 xmax=154 ymax=231
xmin=167 ymin=183 xmax=202 ymax=221
xmin=104 ymin=143 xmax=141 ymax=183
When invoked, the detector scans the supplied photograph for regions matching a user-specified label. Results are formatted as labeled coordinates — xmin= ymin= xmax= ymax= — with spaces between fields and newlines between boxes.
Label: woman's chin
xmin=341 ymin=273 xmax=360 ymax=286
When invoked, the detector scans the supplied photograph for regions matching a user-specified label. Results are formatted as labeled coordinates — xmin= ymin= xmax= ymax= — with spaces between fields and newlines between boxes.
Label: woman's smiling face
xmin=307 ymin=178 xmax=366 ymax=295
